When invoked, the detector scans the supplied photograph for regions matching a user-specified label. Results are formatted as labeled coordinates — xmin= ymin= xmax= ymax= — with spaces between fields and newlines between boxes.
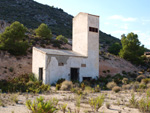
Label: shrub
xmin=75 ymin=95 xmax=81 ymax=110
xmin=89 ymin=95 xmax=105 ymax=112
xmin=138 ymin=97 xmax=150 ymax=112
xmin=0 ymin=21 xmax=29 ymax=55
xmin=122 ymin=78 xmax=129 ymax=84
xmin=35 ymin=23 xmax=52 ymax=39
xmin=112 ymin=86 xmax=121 ymax=93
xmin=122 ymin=84 xmax=131 ymax=90
xmin=112 ymin=74 xmax=123 ymax=84
xmin=56 ymin=35 xmax=68 ymax=44
xmin=0 ymin=73 xmax=50 ymax=93
xmin=94 ymin=85 xmax=101 ymax=92
xmin=81 ymin=83 xmax=85 ymax=90
xmin=10 ymin=94 xmax=19 ymax=104
xmin=84 ymin=86 xmax=93 ymax=93
xmin=141 ymin=78 xmax=150 ymax=84
xmin=56 ymin=84 xmax=61 ymax=90
xmin=129 ymin=93 xmax=138 ymax=108
xmin=60 ymin=80 xmax=73 ymax=91
xmin=136 ymin=75 xmax=146 ymax=82
xmin=52 ymin=40 xmax=61 ymax=48
xmin=106 ymin=82 xmax=117 ymax=90
xmin=26 ymin=96 xmax=57 ymax=113
xmin=131 ymin=82 xmax=139 ymax=92
xmin=139 ymin=83 xmax=146 ymax=89
xmin=56 ymin=78 xmax=65 ymax=84
xmin=60 ymin=103 xmax=67 ymax=113
xmin=9 ymin=67 xmax=14 ymax=72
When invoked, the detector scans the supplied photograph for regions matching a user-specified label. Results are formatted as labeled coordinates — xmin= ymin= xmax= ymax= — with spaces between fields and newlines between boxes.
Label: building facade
xmin=32 ymin=12 xmax=99 ymax=84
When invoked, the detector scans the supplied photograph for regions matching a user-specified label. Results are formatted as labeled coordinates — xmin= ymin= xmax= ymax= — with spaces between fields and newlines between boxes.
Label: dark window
xmin=81 ymin=64 xmax=86 ymax=67
xmin=89 ymin=27 xmax=98 ymax=33
xmin=83 ymin=77 xmax=92 ymax=81
xmin=58 ymin=63 xmax=64 ymax=66
xmin=39 ymin=68 xmax=43 ymax=81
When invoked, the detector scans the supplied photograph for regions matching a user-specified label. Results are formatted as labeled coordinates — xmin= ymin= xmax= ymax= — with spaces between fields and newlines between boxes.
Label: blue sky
xmin=35 ymin=0 xmax=150 ymax=49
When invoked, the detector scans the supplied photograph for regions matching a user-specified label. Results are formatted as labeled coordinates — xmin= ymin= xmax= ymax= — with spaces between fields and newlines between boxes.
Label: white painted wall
xmin=32 ymin=47 xmax=47 ymax=84
xmin=73 ymin=13 xmax=88 ymax=56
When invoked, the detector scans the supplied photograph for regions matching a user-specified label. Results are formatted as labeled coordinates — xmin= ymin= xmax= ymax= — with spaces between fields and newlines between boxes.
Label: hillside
xmin=0 ymin=0 xmax=143 ymax=80
xmin=0 ymin=0 xmax=120 ymax=47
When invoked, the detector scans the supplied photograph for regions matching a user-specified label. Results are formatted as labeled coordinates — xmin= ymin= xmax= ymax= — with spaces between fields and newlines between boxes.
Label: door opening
xmin=39 ymin=68 xmax=43 ymax=81
xmin=71 ymin=68 xmax=79 ymax=81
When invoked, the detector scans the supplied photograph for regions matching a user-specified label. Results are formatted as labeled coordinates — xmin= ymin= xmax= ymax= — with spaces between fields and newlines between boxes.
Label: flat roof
xmin=34 ymin=47 xmax=87 ymax=58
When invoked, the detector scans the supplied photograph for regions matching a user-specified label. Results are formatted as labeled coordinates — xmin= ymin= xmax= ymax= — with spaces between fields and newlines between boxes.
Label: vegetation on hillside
xmin=0 ymin=0 xmax=72 ymax=38
xmin=35 ymin=23 xmax=52 ymax=39
xmin=0 ymin=21 xmax=29 ymax=55
xmin=108 ymin=42 xmax=122 ymax=55
xmin=119 ymin=32 xmax=146 ymax=65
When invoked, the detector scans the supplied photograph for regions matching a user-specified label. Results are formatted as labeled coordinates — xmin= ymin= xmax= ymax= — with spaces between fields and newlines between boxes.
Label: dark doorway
xmin=71 ymin=68 xmax=79 ymax=81
xmin=83 ymin=77 xmax=92 ymax=81
xmin=39 ymin=68 xmax=43 ymax=81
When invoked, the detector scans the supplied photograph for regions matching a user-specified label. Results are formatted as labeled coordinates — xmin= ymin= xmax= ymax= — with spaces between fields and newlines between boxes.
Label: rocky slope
xmin=0 ymin=0 xmax=120 ymax=47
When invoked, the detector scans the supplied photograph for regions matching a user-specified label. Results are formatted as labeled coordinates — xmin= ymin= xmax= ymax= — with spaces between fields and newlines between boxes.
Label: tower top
xmin=74 ymin=12 xmax=99 ymax=19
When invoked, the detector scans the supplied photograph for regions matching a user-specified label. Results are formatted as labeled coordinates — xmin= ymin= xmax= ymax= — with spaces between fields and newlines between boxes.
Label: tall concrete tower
xmin=73 ymin=12 xmax=99 ymax=57
xmin=73 ymin=12 xmax=99 ymax=78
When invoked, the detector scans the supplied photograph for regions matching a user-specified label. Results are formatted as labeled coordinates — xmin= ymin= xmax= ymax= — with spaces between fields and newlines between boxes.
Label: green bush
xmin=108 ymin=42 xmax=122 ymax=55
xmin=0 ymin=73 xmax=50 ymax=93
xmin=56 ymin=35 xmax=68 ymax=44
xmin=35 ymin=23 xmax=52 ymax=39
xmin=0 ymin=21 xmax=29 ymax=55
xmin=26 ymin=96 xmax=57 ymax=113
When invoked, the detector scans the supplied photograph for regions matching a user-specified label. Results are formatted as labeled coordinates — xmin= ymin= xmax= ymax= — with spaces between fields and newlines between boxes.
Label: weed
xmin=26 ymin=96 xmax=57 ymax=113
xmin=129 ymin=93 xmax=138 ymax=108
xmin=60 ymin=103 xmax=67 ymax=113
xmin=10 ymin=94 xmax=19 ymax=104
xmin=89 ymin=94 xmax=105 ymax=112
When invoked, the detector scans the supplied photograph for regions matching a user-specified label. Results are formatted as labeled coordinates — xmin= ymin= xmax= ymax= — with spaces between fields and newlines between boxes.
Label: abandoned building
xmin=32 ymin=12 xmax=99 ymax=84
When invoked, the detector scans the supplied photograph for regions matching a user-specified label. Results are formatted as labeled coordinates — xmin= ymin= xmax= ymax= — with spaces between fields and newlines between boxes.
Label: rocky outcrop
xmin=99 ymin=53 xmax=140 ymax=76
xmin=0 ymin=20 xmax=9 ymax=33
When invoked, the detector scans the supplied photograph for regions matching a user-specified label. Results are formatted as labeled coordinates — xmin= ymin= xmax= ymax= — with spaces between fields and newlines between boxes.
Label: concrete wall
xmin=45 ymin=55 xmax=98 ymax=84
xmin=32 ymin=47 xmax=47 ymax=84
xmin=87 ymin=14 xmax=99 ymax=79
xmin=72 ymin=13 xmax=88 ymax=56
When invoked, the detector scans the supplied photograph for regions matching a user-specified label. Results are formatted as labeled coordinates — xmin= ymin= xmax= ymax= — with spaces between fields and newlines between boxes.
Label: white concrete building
xmin=32 ymin=12 xmax=99 ymax=84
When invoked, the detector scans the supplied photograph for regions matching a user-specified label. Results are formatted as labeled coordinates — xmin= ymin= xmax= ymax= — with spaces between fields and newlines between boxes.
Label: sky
xmin=34 ymin=0 xmax=150 ymax=49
